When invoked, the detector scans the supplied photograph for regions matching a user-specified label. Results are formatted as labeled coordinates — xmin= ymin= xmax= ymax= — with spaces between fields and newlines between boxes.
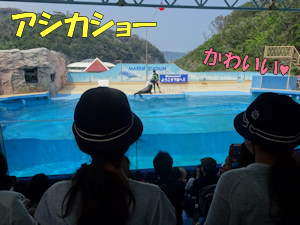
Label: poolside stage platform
xmin=251 ymin=88 xmax=300 ymax=98
xmin=57 ymin=81 xmax=253 ymax=95
xmin=0 ymin=91 xmax=50 ymax=101
xmin=1 ymin=80 xmax=300 ymax=100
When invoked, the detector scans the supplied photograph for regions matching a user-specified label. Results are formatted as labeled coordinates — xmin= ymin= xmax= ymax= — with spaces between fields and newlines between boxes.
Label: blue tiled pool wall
xmin=5 ymin=129 xmax=243 ymax=177
xmin=1 ymin=92 xmax=300 ymax=178
xmin=2 ymin=113 xmax=245 ymax=177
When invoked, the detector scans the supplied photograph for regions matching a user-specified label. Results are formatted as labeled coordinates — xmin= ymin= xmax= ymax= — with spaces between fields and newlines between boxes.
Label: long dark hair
xmin=268 ymin=147 xmax=300 ymax=225
xmin=61 ymin=152 xmax=135 ymax=225
xmin=0 ymin=151 xmax=10 ymax=190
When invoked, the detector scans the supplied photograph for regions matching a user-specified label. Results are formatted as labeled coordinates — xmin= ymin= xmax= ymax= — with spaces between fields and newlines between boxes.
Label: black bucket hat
xmin=234 ymin=92 xmax=300 ymax=150
xmin=72 ymin=87 xmax=143 ymax=154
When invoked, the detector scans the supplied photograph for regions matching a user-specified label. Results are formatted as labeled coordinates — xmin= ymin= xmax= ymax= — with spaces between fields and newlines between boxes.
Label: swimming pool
xmin=1 ymin=92 xmax=297 ymax=177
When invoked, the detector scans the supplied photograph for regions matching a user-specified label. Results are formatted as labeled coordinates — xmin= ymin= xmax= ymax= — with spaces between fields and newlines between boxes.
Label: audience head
xmin=28 ymin=173 xmax=50 ymax=203
xmin=63 ymin=87 xmax=143 ymax=225
xmin=234 ymin=92 xmax=300 ymax=153
xmin=73 ymin=87 xmax=143 ymax=162
xmin=219 ymin=142 xmax=255 ymax=177
xmin=179 ymin=167 xmax=187 ymax=180
xmin=237 ymin=143 xmax=255 ymax=168
xmin=153 ymin=151 xmax=173 ymax=180
xmin=234 ymin=92 xmax=300 ymax=225
xmin=200 ymin=157 xmax=217 ymax=177
xmin=171 ymin=167 xmax=181 ymax=179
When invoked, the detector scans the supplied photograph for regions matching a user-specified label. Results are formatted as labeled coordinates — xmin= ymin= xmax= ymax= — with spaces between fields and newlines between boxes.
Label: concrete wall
xmin=68 ymin=63 xmax=274 ymax=83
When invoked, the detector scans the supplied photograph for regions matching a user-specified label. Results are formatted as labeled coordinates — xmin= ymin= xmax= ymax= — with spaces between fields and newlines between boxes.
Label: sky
xmin=0 ymin=0 xmax=249 ymax=53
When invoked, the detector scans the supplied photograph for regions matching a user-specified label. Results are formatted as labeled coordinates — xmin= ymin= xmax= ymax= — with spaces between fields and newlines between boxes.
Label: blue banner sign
xmin=160 ymin=74 xmax=188 ymax=83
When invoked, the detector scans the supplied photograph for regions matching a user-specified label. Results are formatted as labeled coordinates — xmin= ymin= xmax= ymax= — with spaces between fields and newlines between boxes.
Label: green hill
xmin=0 ymin=8 xmax=166 ymax=63
xmin=175 ymin=1 xmax=300 ymax=74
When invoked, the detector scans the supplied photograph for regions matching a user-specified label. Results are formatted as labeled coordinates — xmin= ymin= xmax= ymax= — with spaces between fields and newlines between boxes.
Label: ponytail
xmin=269 ymin=149 xmax=300 ymax=225
xmin=62 ymin=157 xmax=135 ymax=225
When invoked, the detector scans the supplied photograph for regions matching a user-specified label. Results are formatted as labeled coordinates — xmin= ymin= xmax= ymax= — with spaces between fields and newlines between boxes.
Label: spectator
xmin=171 ymin=167 xmax=181 ymax=180
xmin=0 ymin=151 xmax=37 ymax=225
xmin=153 ymin=151 xmax=185 ymax=225
xmin=145 ymin=171 xmax=155 ymax=183
xmin=131 ymin=170 xmax=145 ymax=182
xmin=185 ymin=167 xmax=199 ymax=192
xmin=27 ymin=174 xmax=50 ymax=216
xmin=218 ymin=143 xmax=255 ymax=177
xmin=292 ymin=148 xmax=300 ymax=164
xmin=34 ymin=87 xmax=176 ymax=225
xmin=186 ymin=157 xmax=218 ymax=197
xmin=236 ymin=143 xmax=255 ymax=168
xmin=184 ymin=158 xmax=217 ymax=218
xmin=216 ymin=156 xmax=231 ymax=177
xmin=13 ymin=180 xmax=28 ymax=197
xmin=205 ymin=93 xmax=300 ymax=225
xmin=178 ymin=167 xmax=187 ymax=184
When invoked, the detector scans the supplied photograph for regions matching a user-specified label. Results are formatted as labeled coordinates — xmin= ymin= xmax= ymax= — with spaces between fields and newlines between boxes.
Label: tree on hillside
xmin=175 ymin=1 xmax=300 ymax=73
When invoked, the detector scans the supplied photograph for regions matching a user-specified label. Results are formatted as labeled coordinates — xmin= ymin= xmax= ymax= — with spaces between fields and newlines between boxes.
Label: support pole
xmin=286 ymin=59 xmax=292 ymax=90
xmin=259 ymin=74 xmax=263 ymax=89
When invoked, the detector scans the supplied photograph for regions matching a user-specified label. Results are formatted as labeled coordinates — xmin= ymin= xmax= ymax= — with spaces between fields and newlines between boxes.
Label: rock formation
xmin=0 ymin=48 xmax=67 ymax=96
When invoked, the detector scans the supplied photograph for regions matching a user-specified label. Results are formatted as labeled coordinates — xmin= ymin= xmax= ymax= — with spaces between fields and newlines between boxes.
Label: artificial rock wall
xmin=0 ymin=48 xmax=67 ymax=96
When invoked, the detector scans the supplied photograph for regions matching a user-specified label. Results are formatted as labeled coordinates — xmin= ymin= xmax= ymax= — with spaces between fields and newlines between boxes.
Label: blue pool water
xmin=1 ymin=92 xmax=298 ymax=177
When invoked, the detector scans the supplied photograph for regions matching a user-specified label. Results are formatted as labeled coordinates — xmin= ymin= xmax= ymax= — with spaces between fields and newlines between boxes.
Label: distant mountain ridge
xmin=163 ymin=51 xmax=186 ymax=62
xmin=0 ymin=8 xmax=166 ymax=63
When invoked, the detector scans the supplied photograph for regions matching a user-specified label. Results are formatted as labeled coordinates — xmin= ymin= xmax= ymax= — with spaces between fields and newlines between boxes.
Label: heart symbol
xmin=252 ymin=0 xmax=268 ymax=8
xmin=194 ymin=0 xmax=208 ymax=6
xmin=164 ymin=0 xmax=176 ymax=6
xmin=280 ymin=65 xmax=289 ymax=76
xmin=224 ymin=0 xmax=239 ymax=7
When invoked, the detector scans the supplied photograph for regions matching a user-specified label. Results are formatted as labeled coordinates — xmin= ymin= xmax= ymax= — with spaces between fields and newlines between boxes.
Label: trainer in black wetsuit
xmin=150 ymin=70 xmax=161 ymax=93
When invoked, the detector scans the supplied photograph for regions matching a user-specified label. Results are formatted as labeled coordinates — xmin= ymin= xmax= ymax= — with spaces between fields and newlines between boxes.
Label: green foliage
xmin=0 ymin=9 xmax=166 ymax=63
xmin=175 ymin=1 xmax=300 ymax=74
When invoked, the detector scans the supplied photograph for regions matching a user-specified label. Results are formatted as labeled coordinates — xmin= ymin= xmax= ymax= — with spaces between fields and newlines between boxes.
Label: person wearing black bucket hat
xmin=72 ymin=87 xmax=143 ymax=154
xmin=34 ymin=87 xmax=176 ymax=225
xmin=234 ymin=92 xmax=300 ymax=150
xmin=205 ymin=93 xmax=300 ymax=225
